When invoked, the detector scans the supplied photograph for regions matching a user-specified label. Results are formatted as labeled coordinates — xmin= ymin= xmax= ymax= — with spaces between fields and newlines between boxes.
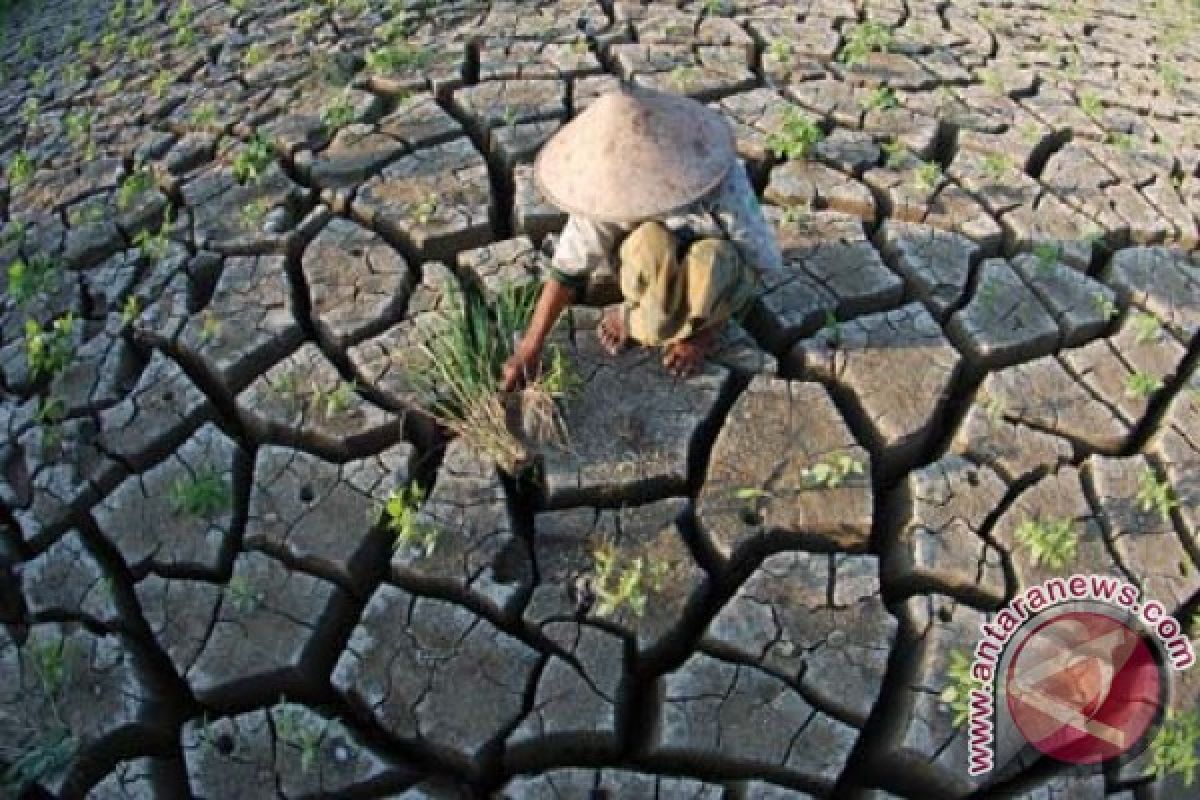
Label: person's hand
xmin=501 ymin=337 xmax=543 ymax=392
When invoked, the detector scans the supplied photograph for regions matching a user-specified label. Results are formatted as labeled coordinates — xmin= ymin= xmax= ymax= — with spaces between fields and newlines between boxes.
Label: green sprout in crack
xmin=321 ymin=94 xmax=356 ymax=133
xmin=67 ymin=202 xmax=107 ymax=228
xmin=500 ymin=104 xmax=519 ymax=128
xmin=168 ymin=467 xmax=231 ymax=519
xmin=0 ymin=725 xmax=76 ymax=797
xmin=540 ymin=344 xmax=582 ymax=399
xmin=24 ymin=314 xmax=76 ymax=381
xmin=669 ymin=64 xmax=700 ymax=90
xmin=838 ymin=20 xmax=892 ymax=66
xmin=1078 ymin=90 xmax=1104 ymax=120
xmin=241 ymin=198 xmax=272 ymax=227
xmin=128 ymin=34 xmax=151 ymax=60
xmin=121 ymin=295 xmax=142 ymax=326
xmin=26 ymin=636 xmax=72 ymax=697
xmin=1130 ymin=311 xmax=1163 ymax=344
xmin=1014 ymin=516 xmax=1078 ymax=570
xmin=311 ymin=380 xmax=357 ymax=418
xmin=151 ymin=70 xmax=174 ymax=99
xmin=7 ymin=254 xmax=59 ymax=307
xmin=272 ymin=702 xmax=336 ymax=775
xmin=766 ymin=105 xmax=824 ymax=161
xmin=117 ymin=166 xmax=154 ymax=211
xmin=7 ymin=150 xmax=35 ymax=187
xmin=135 ymin=210 xmax=173 ymax=263
xmin=380 ymin=483 xmax=438 ymax=557
xmin=198 ymin=309 xmax=222 ymax=344
xmin=1146 ymin=708 xmax=1200 ymax=786
xmin=590 ymin=541 xmax=669 ymax=618
xmin=190 ymin=102 xmax=218 ymax=127
xmin=981 ymin=152 xmax=1015 ymax=182
xmin=862 ymin=86 xmax=898 ymax=111
xmin=979 ymin=68 xmax=1005 ymax=93
xmin=244 ymin=42 xmax=269 ymax=68
xmin=821 ymin=309 xmax=842 ymax=347
xmin=1033 ymin=241 xmax=1060 ymax=274
xmin=1158 ymin=62 xmax=1185 ymax=94
xmin=981 ymin=391 xmax=1007 ymax=428
xmin=1125 ymin=370 xmax=1164 ymax=400
xmin=881 ymin=138 xmax=909 ymax=168
xmin=366 ymin=42 xmax=431 ymax=73
xmin=1018 ymin=121 xmax=1043 ymax=145
xmin=225 ymin=575 xmax=265 ymax=614
xmin=1136 ymin=467 xmax=1179 ymax=524
xmin=1091 ymin=292 xmax=1119 ymax=321
xmin=64 ymin=110 xmax=92 ymax=147
xmin=766 ymin=37 xmax=793 ymax=64
xmin=34 ymin=395 xmax=66 ymax=442
xmin=940 ymin=649 xmax=984 ymax=728
xmin=1106 ymin=131 xmax=1137 ymax=152
xmin=912 ymin=160 xmax=942 ymax=192
xmin=412 ymin=194 xmax=439 ymax=225
xmin=802 ymin=452 xmax=864 ymax=489
xmin=232 ymin=134 xmax=274 ymax=185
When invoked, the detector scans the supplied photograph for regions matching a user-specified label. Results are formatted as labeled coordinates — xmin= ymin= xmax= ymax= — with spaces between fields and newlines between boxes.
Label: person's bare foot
xmin=663 ymin=326 xmax=718 ymax=378
xmin=597 ymin=305 xmax=630 ymax=356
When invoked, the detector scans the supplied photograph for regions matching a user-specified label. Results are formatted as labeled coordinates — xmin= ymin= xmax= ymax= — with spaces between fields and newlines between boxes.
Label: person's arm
xmin=716 ymin=161 xmax=784 ymax=277
xmin=501 ymin=278 xmax=575 ymax=391
xmin=500 ymin=215 xmax=620 ymax=390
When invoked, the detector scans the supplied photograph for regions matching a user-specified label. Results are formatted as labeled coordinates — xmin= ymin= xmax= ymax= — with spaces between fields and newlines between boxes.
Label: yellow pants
xmin=617 ymin=221 xmax=756 ymax=346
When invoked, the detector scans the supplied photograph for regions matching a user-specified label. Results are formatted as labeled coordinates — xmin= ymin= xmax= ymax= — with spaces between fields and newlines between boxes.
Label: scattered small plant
xmin=63 ymin=109 xmax=91 ymax=146
xmin=881 ymin=138 xmax=909 ymax=168
xmin=135 ymin=210 xmax=173 ymax=262
xmin=940 ymin=649 xmax=984 ymax=728
xmin=121 ymin=295 xmax=142 ymax=326
xmin=1106 ymin=131 xmax=1137 ymax=152
xmin=1130 ymin=311 xmax=1163 ymax=344
xmin=244 ymin=42 xmax=269 ymax=68
xmin=1078 ymin=89 xmax=1104 ymax=119
xmin=412 ymin=194 xmax=439 ymax=225
xmin=117 ymin=166 xmax=154 ymax=210
xmin=168 ymin=467 xmax=231 ymax=518
xmin=190 ymin=102 xmax=218 ymax=127
xmin=67 ymin=201 xmax=106 ymax=227
xmin=1033 ymin=241 xmax=1060 ymax=274
xmin=380 ymin=483 xmax=438 ymax=557
xmin=540 ymin=343 xmax=582 ymax=399
xmin=272 ymin=702 xmax=332 ymax=774
xmin=979 ymin=68 xmax=1005 ymax=93
xmin=1091 ymin=292 xmax=1119 ymax=321
xmin=24 ymin=314 xmax=76 ymax=380
xmin=821 ymin=309 xmax=842 ymax=347
xmin=7 ymin=254 xmax=59 ymax=307
xmin=838 ymin=21 xmax=892 ymax=66
xmin=912 ymin=160 xmax=942 ymax=191
xmin=311 ymin=380 xmax=357 ymax=418
xmin=1125 ymin=370 xmax=1164 ymax=400
xmin=862 ymin=85 xmax=898 ymax=111
xmin=128 ymin=33 xmax=151 ymax=60
xmin=241 ymin=198 xmax=271 ymax=227
xmin=766 ymin=37 xmax=793 ymax=64
xmin=151 ymin=70 xmax=174 ymax=99
xmin=225 ymin=574 xmax=264 ymax=613
xmin=199 ymin=309 xmax=222 ymax=343
xmin=321 ymin=94 xmax=356 ymax=133
xmin=1136 ymin=467 xmax=1178 ymax=524
xmin=365 ymin=42 xmax=431 ymax=73
xmin=981 ymin=152 xmax=1015 ymax=181
xmin=766 ymin=105 xmax=824 ymax=161
xmin=669 ymin=64 xmax=699 ymax=90
xmin=232 ymin=134 xmax=274 ymax=184
xmin=1158 ymin=62 xmax=1185 ymax=94
xmin=802 ymin=452 xmax=864 ymax=489
xmin=981 ymin=391 xmax=1007 ymax=427
xmin=7 ymin=150 xmax=35 ymax=186
xmin=1014 ymin=516 xmax=1078 ymax=570
xmin=1145 ymin=708 xmax=1200 ymax=786
xmin=26 ymin=636 xmax=72 ymax=697
xmin=589 ymin=541 xmax=669 ymax=618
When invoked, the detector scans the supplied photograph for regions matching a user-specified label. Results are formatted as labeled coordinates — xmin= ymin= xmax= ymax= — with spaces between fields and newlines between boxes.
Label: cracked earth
xmin=1 ymin=0 xmax=1199 ymax=798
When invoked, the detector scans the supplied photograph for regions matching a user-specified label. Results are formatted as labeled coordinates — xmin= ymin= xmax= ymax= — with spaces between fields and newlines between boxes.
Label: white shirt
xmin=547 ymin=161 xmax=783 ymax=290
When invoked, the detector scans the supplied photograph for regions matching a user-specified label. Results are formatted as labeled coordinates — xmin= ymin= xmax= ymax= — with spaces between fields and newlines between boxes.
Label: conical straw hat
xmin=534 ymin=86 xmax=737 ymax=223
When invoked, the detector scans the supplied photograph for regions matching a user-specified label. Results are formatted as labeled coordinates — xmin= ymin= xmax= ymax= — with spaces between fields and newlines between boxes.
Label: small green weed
xmin=7 ymin=150 xmax=35 ymax=186
xmin=862 ymin=86 xmax=898 ymax=111
xmin=226 ymin=574 xmax=264 ymax=613
xmin=1125 ymin=371 xmax=1164 ymax=400
xmin=1014 ymin=516 xmax=1077 ymax=570
xmin=232 ymin=134 xmax=274 ymax=184
xmin=590 ymin=542 xmax=669 ymax=618
xmin=1136 ymin=467 xmax=1178 ymax=524
xmin=365 ymin=42 xmax=430 ymax=73
xmin=802 ymin=452 xmax=864 ymax=488
xmin=912 ymin=160 xmax=942 ymax=191
xmin=168 ymin=467 xmax=231 ymax=518
xmin=7 ymin=254 xmax=59 ymax=307
xmin=1146 ymin=708 xmax=1200 ymax=786
xmin=839 ymin=21 xmax=892 ymax=66
xmin=766 ymin=105 xmax=824 ymax=161
xmin=24 ymin=314 xmax=76 ymax=380
xmin=117 ymin=167 xmax=154 ymax=211
xmin=1130 ymin=312 xmax=1163 ymax=344
xmin=940 ymin=649 xmax=984 ymax=728
xmin=380 ymin=483 xmax=438 ymax=557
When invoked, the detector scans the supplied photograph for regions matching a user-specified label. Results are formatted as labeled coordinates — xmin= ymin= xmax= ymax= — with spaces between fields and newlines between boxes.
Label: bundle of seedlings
xmin=404 ymin=283 xmax=579 ymax=474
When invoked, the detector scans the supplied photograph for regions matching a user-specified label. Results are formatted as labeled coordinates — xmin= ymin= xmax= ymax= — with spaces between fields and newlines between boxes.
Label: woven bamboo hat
xmin=533 ymin=86 xmax=737 ymax=223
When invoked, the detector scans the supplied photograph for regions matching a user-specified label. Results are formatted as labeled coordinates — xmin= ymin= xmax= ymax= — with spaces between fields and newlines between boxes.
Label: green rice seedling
xmin=402 ymin=283 xmax=571 ymax=473
xmin=168 ymin=467 xmax=231 ymax=518
xmin=1014 ymin=516 xmax=1077 ymax=569
xmin=670 ymin=64 xmax=700 ymax=90
xmin=862 ymin=86 xmax=898 ymax=111
xmin=121 ymin=295 xmax=141 ymax=326
xmin=1078 ymin=89 xmax=1104 ymax=119
xmin=1091 ymin=292 xmax=1119 ymax=320
xmin=1136 ymin=467 xmax=1178 ymax=524
xmin=881 ymin=138 xmax=909 ymax=168
xmin=380 ymin=483 xmax=438 ymax=557
xmin=766 ymin=105 xmax=823 ymax=161
xmin=225 ymin=575 xmax=264 ymax=613
xmin=940 ymin=649 xmax=985 ymax=728
xmin=232 ymin=134 xmax=274 ymax=184
xmin=24 ymin=314 xmax=76 ymax=380
xmin=272 ymin=702 xmax=331 ymax=774
xmin=320 ymin=94 xmax=356 ymax=133
xmin=20 ymin=97 xmax=39 ymax=128
xmin=412 ymin=194 xmax=438 ymax=225
xmin=1146 ymin=709 xmax=1200 ymax=786
xmin=64 ymin=109 xmax=91 ymax=146
xmin=365 ymin=41 xmax=430 ymax=73
xmin=1131 ymin=311 xmax=1163 ymax=344
xmin=1125 ymin=371 xmax=1164 ymax=400
xmin=117 ymin=166 xmax=154 ymax=210
xmin=151 ymin=70 xmax=174 ymax=98
xmin=243 ymin=42 xmax=269 ymax=67
xmin=590 ymin=541 xmax=669 ymax=618
xmin=912 ymin=160 xmax=942 ymax=191
xmin=1159 ymin=62 xmax=1185 ymax=94
xmin=802 ymin=452 xmax=865 ymax=488
xmin=7 ymin=254 xmax=59 ymax=307
xmin=241 ymin=198 xmax=271 ymax=227
xmin=839 ymin=21 xmax=892 ymax=66
xmin=1033 ymin=242 xmax=1060 ymax=274
xmin=766 ymin=37 xmax=793 ymax=64
xmin=982 ymin=152 xmax=1015 ymax=181
xmin=189 ymin=102 xmax=218 ymax=127
xmin=135 ymin=210 xmax=173 ymax=263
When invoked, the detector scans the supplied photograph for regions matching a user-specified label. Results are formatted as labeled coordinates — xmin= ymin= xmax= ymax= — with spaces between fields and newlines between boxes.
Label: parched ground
xmin=1 ymin=0 xmax=1199 ymax=798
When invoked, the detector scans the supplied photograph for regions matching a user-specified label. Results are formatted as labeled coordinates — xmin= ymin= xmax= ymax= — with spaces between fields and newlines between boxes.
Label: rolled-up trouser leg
xmin=671 ymin=236 xmax=753 ymax=344
xmin=618 ymin=220 xmax=685 ymax=346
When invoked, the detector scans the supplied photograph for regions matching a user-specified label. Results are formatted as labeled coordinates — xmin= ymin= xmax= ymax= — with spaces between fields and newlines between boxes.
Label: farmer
xmin=500 ymin=86 xmax=782 ymax=391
